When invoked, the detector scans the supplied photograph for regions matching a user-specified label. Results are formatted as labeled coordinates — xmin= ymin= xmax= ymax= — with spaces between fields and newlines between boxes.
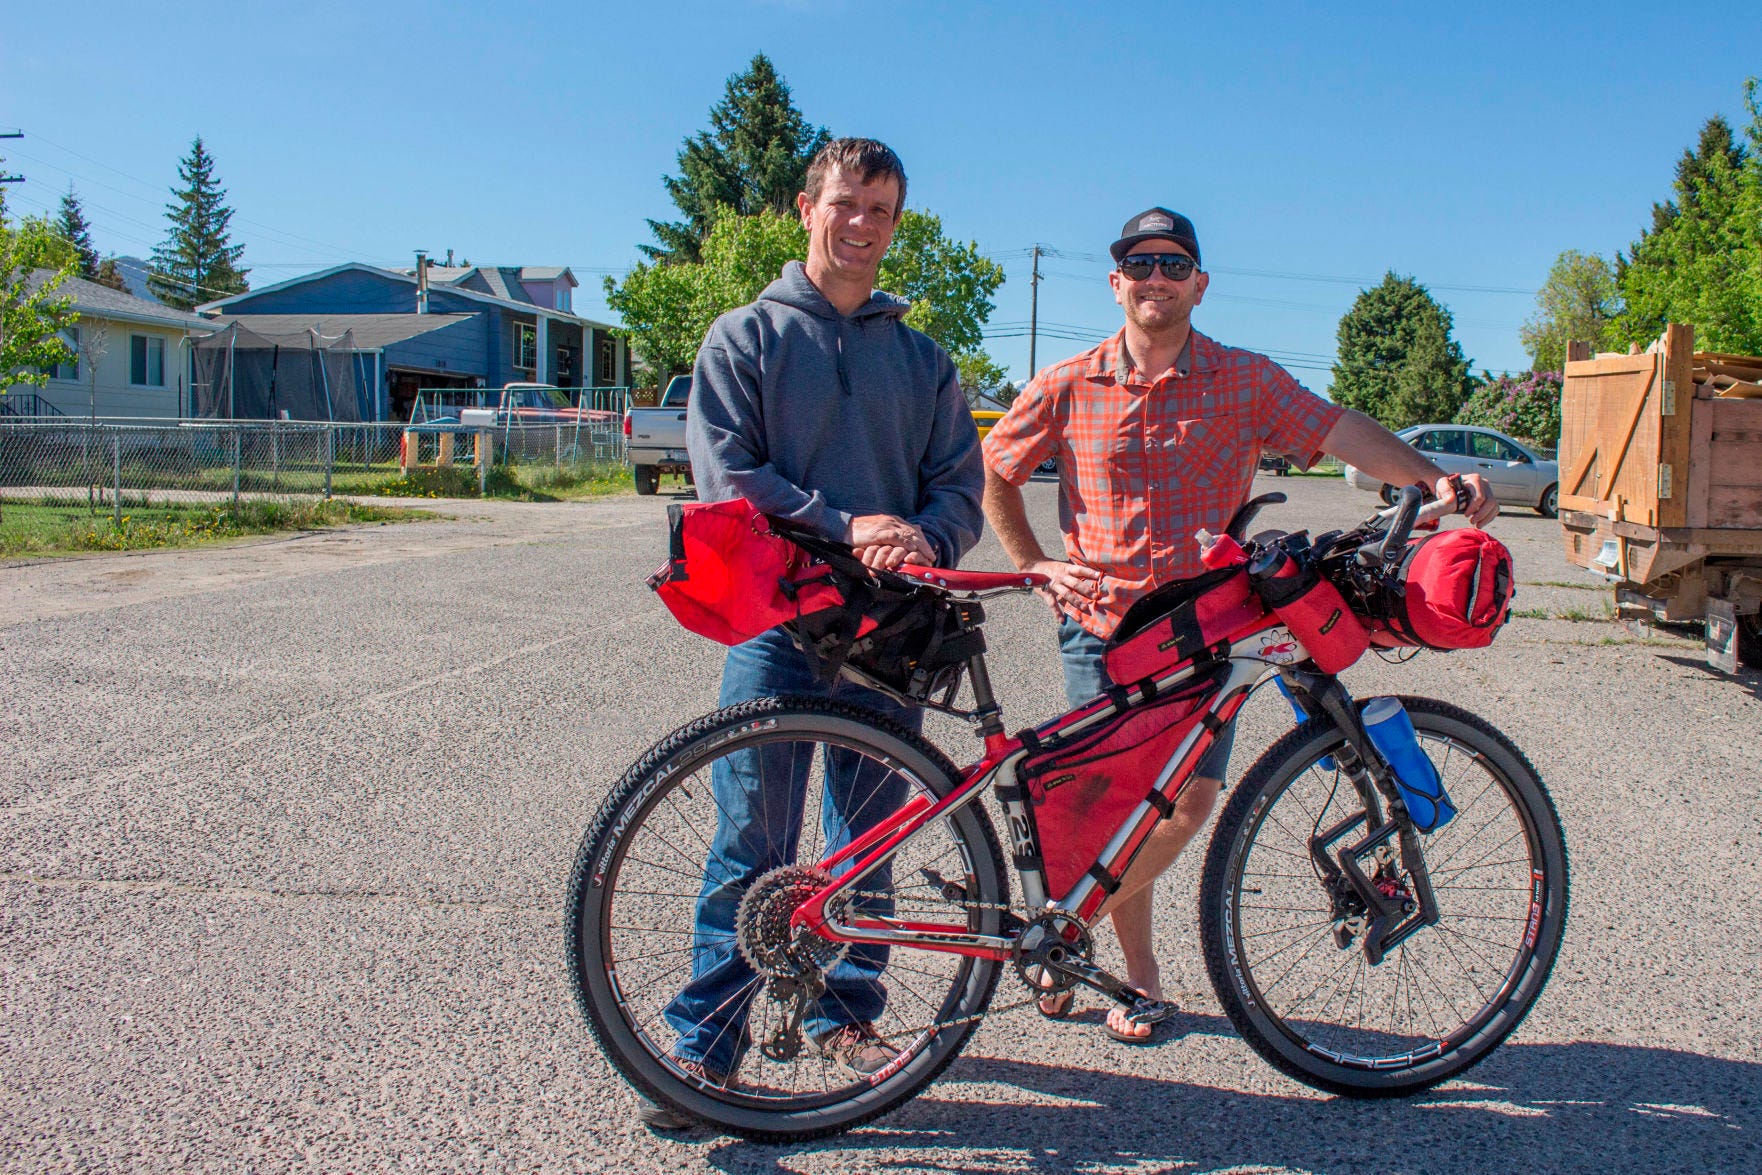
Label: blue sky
xmin=3 ymin=1 xmax=1757 ymax=391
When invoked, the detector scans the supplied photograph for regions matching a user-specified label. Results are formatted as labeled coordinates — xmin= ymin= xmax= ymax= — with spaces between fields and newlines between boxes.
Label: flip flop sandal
xmin=1104 ymin=997 xmax=1174 ymax=1044
xmin=1036 ymin=988 xmax=1076 ymax=1020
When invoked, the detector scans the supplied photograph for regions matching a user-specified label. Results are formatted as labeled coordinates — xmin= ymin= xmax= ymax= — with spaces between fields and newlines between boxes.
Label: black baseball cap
xmin=1110 ymin=207 xmax=1201 ymax=266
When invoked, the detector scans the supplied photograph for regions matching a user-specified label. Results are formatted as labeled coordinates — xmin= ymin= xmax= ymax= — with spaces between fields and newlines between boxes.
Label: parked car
xmin=1342 ymin=424 xmax=1558 ymax=517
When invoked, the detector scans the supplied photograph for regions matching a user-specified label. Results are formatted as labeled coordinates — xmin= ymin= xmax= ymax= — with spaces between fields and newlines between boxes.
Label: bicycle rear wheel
xmin=1200 ymin=696 xmax=1567 ymax=1096
xmin=565 ymin=696 xmax=1007 ymax=1142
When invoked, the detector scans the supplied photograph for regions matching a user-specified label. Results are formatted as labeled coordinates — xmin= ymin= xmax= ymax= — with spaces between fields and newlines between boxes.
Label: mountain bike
xmin=565 ymin=489 xmax=1569 ymax=1142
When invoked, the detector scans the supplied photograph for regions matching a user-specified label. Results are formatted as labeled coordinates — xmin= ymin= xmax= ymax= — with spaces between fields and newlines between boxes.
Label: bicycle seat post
xmin=954 ymin=601 xmax=1006 ymax=739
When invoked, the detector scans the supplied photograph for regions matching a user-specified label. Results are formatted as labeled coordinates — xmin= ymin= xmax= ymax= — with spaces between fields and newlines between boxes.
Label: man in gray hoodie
xmin=645 ymin=139 xmax=982 ymax=1128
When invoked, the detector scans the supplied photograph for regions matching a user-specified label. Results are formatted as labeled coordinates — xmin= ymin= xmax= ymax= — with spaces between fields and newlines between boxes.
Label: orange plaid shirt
xmin=983 ymin=329 xmax=1345 ymax=638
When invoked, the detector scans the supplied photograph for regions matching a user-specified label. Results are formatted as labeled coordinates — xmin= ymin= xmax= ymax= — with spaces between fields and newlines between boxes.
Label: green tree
xmin=148 ymin=136 xmax=249 ymax=310
xmin=956 ymin=352 xmax=1013 ymax=403
xmin=644 ymin=54 xmax=830 ymax=264
xmin=1520 ymin=250 xmax=1619 ymax=369
xmin=1 ymin=211 xmax=78 ymax=395
xmin=1330 ymin=272 xmax=1473 ymax=429
xmin=1455 ymin=371 xmax=1563 ymax=448
xmin=57 ymin=185 xmax=101 ymax=279
xmin=93 ymin=256 xmax=129 ymax=292
xmin=1612 ymin=85 xmax=1762 ymax=354
xmin=609 ymin=209 xmax=1005 ymax=385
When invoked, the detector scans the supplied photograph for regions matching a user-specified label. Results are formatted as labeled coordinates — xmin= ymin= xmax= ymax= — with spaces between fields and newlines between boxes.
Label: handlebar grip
xmin=1358 ymin=486 xmax=1424 ymax=565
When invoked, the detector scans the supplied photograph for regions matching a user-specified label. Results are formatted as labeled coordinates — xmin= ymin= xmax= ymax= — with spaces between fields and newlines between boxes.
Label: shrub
xmin=1454 ymin=371 xmax=1563 ymax=448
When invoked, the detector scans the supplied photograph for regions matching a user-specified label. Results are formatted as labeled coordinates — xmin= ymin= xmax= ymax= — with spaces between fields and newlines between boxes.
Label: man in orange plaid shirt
xmin=983 ymin=207 xmax=1497 ymax=1042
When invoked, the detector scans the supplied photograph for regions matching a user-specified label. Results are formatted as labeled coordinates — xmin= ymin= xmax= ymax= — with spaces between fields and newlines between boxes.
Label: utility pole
xmin=1 ymin=129 xmax=23 ymax=187
xmin=1028 ymin=244 xmax=1042 ymax=379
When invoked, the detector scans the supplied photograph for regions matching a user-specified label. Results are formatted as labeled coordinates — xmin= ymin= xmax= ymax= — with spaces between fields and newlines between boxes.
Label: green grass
xmin=348 ymin=463 xmax=634 ymax=501
xmin=0 ymin=495 xmax=434 ymax=557
xmin=1523 ymin=579 xmax=1605 ymax=591
xmin=1511 ymin=600 xmax=1614 ymax=622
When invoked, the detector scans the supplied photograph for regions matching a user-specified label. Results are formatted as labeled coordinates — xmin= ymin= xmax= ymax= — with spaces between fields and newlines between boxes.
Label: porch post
xmin=535 ymin=315 xmax=549 ymax=383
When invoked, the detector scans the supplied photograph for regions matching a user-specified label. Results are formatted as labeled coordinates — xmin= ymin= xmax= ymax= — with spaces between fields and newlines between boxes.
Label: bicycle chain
xmin=814 ymin=887 xmax=1080 ymax=1037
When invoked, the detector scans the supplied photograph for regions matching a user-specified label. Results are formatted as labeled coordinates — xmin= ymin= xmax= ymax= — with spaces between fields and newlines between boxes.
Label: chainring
xmin=735 ymin=864 xmax=849 ymax=981
xmin=1011 ymin=910 xmax=1094 ymax=995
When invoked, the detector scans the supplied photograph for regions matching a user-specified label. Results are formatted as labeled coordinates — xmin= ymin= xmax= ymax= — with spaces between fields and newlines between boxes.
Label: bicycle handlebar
xmin=1356 ymin=486 xmax=1460 ymax=567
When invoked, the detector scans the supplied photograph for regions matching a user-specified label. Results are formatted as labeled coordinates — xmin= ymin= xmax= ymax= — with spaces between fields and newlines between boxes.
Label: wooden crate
xmin=1559 ymin=325 xmax=1762 ymax=588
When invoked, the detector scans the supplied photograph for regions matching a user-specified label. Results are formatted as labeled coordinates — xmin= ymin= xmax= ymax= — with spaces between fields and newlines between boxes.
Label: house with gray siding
xmin=196 ymin=262 xmax=628 ymax=421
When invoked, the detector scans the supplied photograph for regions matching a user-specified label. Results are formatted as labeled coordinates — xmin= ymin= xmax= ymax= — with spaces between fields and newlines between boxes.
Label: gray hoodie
xmin=686 ymin=261 xmax=983 ymax=567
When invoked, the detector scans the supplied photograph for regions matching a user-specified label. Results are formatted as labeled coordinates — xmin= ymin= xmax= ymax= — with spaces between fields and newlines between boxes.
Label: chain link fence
xmin=0 ymin=418 xmax=630 ymax=519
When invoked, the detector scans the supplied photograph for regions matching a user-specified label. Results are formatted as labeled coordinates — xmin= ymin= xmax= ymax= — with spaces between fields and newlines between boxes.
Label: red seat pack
xmin=1377 ymin=528 xmax=1514 ymax=650
xmin=1102 ymin=567 xmax=1267 ymax=687
xmin=1020 ymin=673 xmax=1224 ymax=902
xmin=647 ymin=499 xmax=845 ymax=646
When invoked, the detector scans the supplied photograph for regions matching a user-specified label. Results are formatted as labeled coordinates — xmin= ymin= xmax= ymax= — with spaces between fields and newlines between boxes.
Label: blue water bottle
xmin=1274 ymin=678 xmax=1335 ymax=770
xmin=1360 ymin=697 xmax=1456 ymax=832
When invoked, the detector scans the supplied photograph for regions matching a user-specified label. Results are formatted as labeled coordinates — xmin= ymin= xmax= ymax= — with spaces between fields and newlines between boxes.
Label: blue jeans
xmin=662 ymin=628 xmax=920 ymax=1076
xmin=1058 ymin=614 xmax=1235 ymax=780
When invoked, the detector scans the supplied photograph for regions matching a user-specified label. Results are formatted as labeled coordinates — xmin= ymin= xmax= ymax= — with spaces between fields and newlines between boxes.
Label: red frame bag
xmin=1102 ymin=567 xmax=1267 ymax=687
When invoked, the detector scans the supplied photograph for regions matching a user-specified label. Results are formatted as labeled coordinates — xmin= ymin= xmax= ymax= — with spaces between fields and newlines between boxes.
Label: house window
xmin=130 ymin=334 xmax=165 ymax=387
xmin=48 ymin=326 xmax=80 ymax=381
xmin=597 ymin=335 xmax=617 ymax=384
xmin=514 ymin=323 xmax=537 ymax=374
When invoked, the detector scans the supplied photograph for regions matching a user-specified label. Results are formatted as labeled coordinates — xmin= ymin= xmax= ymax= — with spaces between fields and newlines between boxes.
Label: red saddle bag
xmin=647 ymin=498 xmax=844 ymax=646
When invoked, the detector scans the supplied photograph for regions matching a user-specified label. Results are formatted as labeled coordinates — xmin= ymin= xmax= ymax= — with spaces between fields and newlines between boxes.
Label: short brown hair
xmin=803 ymin=138 xmax=908 ymax=211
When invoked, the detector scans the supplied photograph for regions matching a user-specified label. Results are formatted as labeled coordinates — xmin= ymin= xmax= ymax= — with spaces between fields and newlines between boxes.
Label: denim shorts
xmin=1058 ymin=614 xmax=1235 ymax=781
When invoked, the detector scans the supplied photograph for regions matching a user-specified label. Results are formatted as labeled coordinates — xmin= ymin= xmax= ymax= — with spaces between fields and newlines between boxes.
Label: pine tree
xmin=93 ymin=256 xmax=129 ymax=292
xmin=1330 ymin=273 xmax=1473 ymax=430
xmin=56 ymin=185 xmax=101 ymax=279
xmin=148 ymin=136 xmax=249 ymax=310
xmin=643 ymin=54 xmax=830 ymax=263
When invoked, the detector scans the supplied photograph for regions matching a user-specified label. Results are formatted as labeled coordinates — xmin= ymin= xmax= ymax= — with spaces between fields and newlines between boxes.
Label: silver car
xmin=1342 ymin=424 xmax=1559 ymax=517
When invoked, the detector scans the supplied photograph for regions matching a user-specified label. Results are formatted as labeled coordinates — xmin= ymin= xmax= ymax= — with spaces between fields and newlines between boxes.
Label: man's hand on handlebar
xmin=1438 ymin=473 xmax=1499 ymax=527
xmin=854 ymin=543 xmax=931 ymax=570
xmin=1025 ymin=558 xmax=1103 ymax=617
xmin=849 ymin=514 xmax=935 ymax=569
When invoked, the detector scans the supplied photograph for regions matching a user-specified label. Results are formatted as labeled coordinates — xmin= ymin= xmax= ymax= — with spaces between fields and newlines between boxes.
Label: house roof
xmin=208 ymin=313 xmax=476 ymax=350
xmin=29 ymin=270 xmax=215 ymax=332
xmin=194 ymin=263 xmax=613 ymax=330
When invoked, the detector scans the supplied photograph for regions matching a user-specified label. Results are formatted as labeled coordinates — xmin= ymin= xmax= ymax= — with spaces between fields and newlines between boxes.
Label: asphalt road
xmin=3 ymin=475 xmax=1758 ymax=1174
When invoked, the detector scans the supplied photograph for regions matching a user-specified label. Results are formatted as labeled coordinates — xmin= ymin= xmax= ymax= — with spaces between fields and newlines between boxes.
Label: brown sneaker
xmin=635 ymin=1057 xmax=729 ymax=1132
xmin=814 ymin=1022 xmax=901 ymax=1079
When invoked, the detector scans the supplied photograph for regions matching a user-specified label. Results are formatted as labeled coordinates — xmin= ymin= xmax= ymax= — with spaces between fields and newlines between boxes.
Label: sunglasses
xmin=1118 ymin=253 xmax=1199 ymax=282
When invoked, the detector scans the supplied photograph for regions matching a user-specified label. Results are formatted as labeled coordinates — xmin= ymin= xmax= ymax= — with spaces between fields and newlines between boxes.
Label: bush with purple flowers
xmin=1454 ymin=371 xmax=1563 ymax=448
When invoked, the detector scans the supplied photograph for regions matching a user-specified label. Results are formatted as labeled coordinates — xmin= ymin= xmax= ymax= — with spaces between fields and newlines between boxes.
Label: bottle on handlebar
xmin=1360 ymin=696 xmax=1457 ymax=832
xmin=1247 ymin=540 xmax=1370 ymax=675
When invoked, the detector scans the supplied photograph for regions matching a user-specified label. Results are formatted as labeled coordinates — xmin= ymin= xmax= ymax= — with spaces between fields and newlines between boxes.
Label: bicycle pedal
xmin=1124 ymin=997 xmax=1175 ymax=1026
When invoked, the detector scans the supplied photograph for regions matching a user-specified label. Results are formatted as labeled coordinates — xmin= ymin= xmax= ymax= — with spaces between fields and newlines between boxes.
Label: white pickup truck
xmin=623 ymin=375 xmax=692 ymax=495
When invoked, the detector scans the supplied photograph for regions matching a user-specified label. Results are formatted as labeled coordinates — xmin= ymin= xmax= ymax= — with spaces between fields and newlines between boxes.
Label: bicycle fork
xmin=1283 ymin=671 xmax=1442 ymax=966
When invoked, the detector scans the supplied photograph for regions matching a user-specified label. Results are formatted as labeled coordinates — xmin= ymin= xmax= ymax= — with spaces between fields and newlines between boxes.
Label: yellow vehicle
xmin=969 ymin=392 xmax=1055 ymax=473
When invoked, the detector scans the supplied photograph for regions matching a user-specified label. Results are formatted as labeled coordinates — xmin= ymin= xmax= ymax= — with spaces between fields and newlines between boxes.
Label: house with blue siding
xmin=196 ymin=262 xmax=628 ymax=421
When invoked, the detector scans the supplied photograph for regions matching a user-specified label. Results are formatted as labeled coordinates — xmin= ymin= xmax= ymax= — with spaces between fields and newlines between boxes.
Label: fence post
xmin=324 ymin=427 xmax=334 ymax=500
xmin=231 ymin=428 xmax=241 ymax=512
xmin=478 ymin=429 xmax=491 ymax=496
xmin=112 ymin=433 xmax=122 ymax=526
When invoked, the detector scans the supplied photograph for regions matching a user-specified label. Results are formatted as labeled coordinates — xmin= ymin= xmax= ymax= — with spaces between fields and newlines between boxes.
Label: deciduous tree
xmin=1330 ymin=273 xmax=1473 ymax=429
xmin=1520 ymin=250 xmax=1619 ymax=370
xmin=149 ymin=136 xmax=249 ymax=310
xmin=609 ymin=209 xmax=1005 ymax=387
xmin=1 ymin=207 xmax=78 ymax=397
xmin=644 ymin=55 xmax=830 ymax=264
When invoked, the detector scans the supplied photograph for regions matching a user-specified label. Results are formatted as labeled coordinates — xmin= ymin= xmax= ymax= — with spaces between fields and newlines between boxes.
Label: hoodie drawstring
xmin=836 ymin=320 xmax=852 ymax=396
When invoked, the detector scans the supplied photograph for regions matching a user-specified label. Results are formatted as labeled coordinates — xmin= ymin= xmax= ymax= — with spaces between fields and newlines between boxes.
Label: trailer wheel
xmin=1738 ymin=613 xmax=1762 ymax=669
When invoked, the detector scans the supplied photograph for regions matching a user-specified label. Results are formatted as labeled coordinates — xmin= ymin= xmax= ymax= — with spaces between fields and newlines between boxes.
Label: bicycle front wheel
xmin=1200 ymin=696 xmax=1568 ymax=1097
xmin=565 ymin=696 xmax=1007 ymax=1142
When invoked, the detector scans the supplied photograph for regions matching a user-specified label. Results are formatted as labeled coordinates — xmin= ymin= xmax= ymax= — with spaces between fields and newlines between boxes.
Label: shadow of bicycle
xmin=699 ymin=1018 xmax=1759 ymax=1174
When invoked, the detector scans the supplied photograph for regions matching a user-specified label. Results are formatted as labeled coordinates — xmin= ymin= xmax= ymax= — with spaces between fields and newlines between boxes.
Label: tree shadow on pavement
xmin=700 ymin=1019 xmax=1759 ymax=1174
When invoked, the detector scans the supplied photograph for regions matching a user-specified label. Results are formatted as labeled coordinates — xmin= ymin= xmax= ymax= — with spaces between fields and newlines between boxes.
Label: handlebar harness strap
xmin=1371 ymin=528 xmax=1515 ymax=651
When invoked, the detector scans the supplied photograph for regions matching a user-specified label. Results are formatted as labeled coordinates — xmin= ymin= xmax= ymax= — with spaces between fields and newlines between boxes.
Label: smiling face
xmin=798 ymin=165 xmax=902 ymax=299
xmin=1108 ymin=237 xmax=1209 ymax=336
